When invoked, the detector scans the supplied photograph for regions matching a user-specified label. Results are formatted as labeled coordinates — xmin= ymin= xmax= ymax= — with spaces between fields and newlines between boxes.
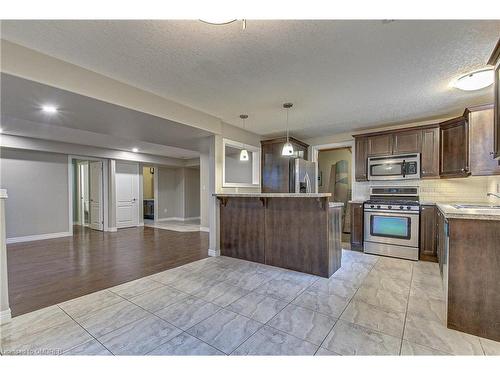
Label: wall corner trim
xmin=0 ymin=308 xmax=12 ymax=325
xmin=6 ymin=231 xmax=72 ymax=244
xmin=208 ymin=248 xmax=219 ymax=257
xmin=200 ymin=226 xmax=210 ymax=232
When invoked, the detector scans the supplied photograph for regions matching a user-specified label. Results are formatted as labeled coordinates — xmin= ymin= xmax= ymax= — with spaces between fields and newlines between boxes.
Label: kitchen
xmin=216 ymin=42 xmax=500 ymax=344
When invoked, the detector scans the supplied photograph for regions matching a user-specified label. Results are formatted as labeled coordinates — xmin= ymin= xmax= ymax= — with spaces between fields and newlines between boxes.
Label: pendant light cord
xmin=286 ymin=108 xmax=289 ymax=142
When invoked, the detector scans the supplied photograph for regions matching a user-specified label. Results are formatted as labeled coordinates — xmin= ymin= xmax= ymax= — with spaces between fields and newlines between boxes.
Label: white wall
xmin=157 ymin=166 xmax=200 ymax=220
xmin=184 ymin=167 xmax=200 ymax=219
xmin=0 ymin=148 xmax=69 ymax=238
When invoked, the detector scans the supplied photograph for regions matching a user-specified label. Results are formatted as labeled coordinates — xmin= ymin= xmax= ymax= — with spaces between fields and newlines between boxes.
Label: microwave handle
xmin=402 ymin=160 xmax=406 ymax=178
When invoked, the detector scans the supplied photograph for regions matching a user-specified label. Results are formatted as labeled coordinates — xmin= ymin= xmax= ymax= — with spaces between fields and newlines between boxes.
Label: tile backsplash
xmin=353 ymin=175 xmax=500 ymax=204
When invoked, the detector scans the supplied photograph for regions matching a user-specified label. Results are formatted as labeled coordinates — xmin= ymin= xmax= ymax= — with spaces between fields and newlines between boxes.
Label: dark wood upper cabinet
xmin=393 ymin=129 xmax=422 ymax=154
xmin=419 ymin=205 xmax=437 ymax=262
xmin=349 ymin=202 xmax=364 ymax=251
xmin=467 ymin=105 xmax=500 ymax=176
xmin=439 ymin=116 xmax=470 ymax=178
xmin=421 ymin=126 xmax=440 ymax=178
xmin=261 ymin=137 xmax=309 ymax=193
xmin=367 ymin=134 xmax=393 ymax=156
xmin=354 ymin=137 xmax=368 ymax=181
xmin=488 ymin=38 xmax=500 ymax=159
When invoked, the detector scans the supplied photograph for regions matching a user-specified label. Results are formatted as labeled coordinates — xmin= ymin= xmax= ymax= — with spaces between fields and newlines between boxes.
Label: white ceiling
xmin=1 ymin=74 xmax=211 ymax=159
xmin=1 ymin=20 xmax=500 ymax=139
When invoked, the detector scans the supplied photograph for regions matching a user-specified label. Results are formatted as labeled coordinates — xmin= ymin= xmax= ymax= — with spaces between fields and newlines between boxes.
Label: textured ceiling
xmin=1 ymin=20 xmax=499 ymax=139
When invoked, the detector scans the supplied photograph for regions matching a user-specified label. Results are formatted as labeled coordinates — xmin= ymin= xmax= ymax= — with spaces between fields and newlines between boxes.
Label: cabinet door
xmin=469 ymin=108 xmax=500 ymax=175
xmin=421 ymin=126 xmax=440 ymax=178
xmin=494 ymin=62 xmax=500 ymax=158
xmin=367 ymin=134 xmax=393 ymax=156
xmin=350 ymin=203 xmax=364 ymax=251
xmin=440 ymin=116 xmax=470 ymax=177
xmin=436 ymin=210 xmax=445 ymax=275
xmin=393 ymin=129 xmax=422 ymax=154
xmin=419 ymin=205 xmax=437 ymax=262
xmin=261 ymin=142 xmax=291 ymax=193
xmin=354 ymin=137 xmax=368 ymax=181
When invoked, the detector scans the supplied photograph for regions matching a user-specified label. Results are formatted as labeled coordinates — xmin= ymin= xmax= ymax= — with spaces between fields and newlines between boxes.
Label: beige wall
xmin=318 ymin=147 xmax=352 ymax=195
xmin=143 ymin=166 xmax=154 ymax=199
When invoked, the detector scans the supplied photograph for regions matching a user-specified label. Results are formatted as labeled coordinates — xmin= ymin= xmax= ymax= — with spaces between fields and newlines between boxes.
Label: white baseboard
xmin=6 ymin=231 xmax=72 ymax=244
xmin=137 ymin=222 xmax=144 ymax=227
xmin=0 ymin=308 xmax=12 ymax=325
xmin=106 ymin=227 xmax=117 ymax=232
xmin=157 ymin=216 xmax=200 ymax=222
xmin=208 ymin=248 xmax=220 ymax=257
xmin=200 ymin=226 xmax=209 ymax=232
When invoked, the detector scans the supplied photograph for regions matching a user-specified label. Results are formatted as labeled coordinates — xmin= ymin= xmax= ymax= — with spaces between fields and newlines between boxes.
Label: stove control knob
xmin=407 ymin=206 xmax=411 ymax=210
xmin=370 ymin=205 xmax=374 ymax=208
xmin=388 ymin=205 xmax=392 ymax=209
xmin=399 ymin=205 xmax=404 ymax=209
xmin=377 ymin=205 xmax=381 ymax=209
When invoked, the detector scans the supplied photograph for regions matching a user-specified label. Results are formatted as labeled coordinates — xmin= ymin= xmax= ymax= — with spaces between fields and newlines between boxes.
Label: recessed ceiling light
xmin=454 ymin=68 xmax=494 ymax=91
xmin=132 ymin=148 xmax=139 ymax=153
xmin=41 ymin=105 xmax=58 ymax=113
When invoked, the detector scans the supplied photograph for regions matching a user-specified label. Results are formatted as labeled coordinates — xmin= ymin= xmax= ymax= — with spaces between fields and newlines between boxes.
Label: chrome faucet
xmin=487 ymin=192 xmax=500 ymax=199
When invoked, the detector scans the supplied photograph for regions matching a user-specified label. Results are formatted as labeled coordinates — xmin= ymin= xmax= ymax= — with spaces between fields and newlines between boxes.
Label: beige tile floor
xmin=1 ymin=250 xmax=499 ymax=356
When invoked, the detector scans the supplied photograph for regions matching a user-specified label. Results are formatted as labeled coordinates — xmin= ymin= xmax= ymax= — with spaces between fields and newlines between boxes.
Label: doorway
xmin=72 ymin=158 xmax=104 ymax=231
xmin=116 ymin=161 xmax=140 ymax=229
xmin=142 ymin=166 xmax=156 ymax=222
xmin=317 ymin=146 xmax=353 ymax=247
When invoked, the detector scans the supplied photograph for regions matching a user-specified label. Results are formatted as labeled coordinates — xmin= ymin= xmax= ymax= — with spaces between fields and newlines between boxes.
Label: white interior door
xmin=116 ymin=162 xmax=139 ymax=228
xmin=89 ymin=161 xmax=104 ymax=231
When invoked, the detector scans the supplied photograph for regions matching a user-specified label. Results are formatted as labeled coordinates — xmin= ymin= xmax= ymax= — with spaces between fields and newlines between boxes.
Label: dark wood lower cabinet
xmin=350 ymin=202 xmax=364 ymax=251
xmin=447 ymin=219 xmax=500 ymax=341
xmin=419 ymin=205 xmax=437 ymax=262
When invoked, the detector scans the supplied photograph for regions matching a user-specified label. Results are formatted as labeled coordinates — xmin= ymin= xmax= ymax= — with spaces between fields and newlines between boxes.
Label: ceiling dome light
xmin=454 ymin=68 xmax=494 ymax=91
xmin=281 ymin=103 xmax=295 ymax=157
xmin=199 ymin=18 xmax=237 ymax=25
xmin=132 ymin=148 xmax=139 ymax=153
xmin=41 ymin=105 xmax=58 ymax=113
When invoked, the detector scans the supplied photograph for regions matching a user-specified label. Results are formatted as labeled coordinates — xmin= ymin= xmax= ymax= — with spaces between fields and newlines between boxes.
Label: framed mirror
xmin=222 ymin=138 xmax=260 ymax=188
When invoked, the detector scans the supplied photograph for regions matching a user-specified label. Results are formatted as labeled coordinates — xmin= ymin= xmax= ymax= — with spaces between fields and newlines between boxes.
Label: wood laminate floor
xmin=6 ymin=225 xmax=209 ymax=317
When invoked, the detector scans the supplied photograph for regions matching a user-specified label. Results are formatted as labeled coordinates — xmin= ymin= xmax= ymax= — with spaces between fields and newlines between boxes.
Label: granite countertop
xmin=329 ymin=202 xmax=344 ymax=207
xmin=436 ymin=203 xmax=500 ymax=221
xmin=348 ymin=200 xmax=365 ymax=204
xmin=213 ymin=193 xmax=332 ymax=198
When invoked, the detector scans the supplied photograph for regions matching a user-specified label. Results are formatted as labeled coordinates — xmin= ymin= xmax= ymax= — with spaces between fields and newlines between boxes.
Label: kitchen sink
xmin=452 ymin=204 xmax=500 ymax=209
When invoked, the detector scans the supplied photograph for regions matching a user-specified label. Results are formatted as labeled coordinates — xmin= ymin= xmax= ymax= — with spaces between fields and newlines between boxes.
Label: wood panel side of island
xmin=219 ymin=197 xmax=266 ymax=263
xmin=217 ymin=196 xmax=342 ymax=278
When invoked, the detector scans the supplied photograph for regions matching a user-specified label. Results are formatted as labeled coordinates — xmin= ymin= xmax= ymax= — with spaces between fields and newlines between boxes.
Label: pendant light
xmin=239 ymin=114 xmax=249 ymax=161
xmin=281 ymin=103 xmax=294 ymax=156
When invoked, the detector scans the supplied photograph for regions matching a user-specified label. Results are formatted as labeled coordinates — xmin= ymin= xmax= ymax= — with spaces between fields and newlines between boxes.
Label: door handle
xmin=132 ymin=198 xmax=137 ymax=202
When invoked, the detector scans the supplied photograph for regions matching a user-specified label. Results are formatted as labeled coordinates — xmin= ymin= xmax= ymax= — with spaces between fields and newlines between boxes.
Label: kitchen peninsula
xmin=214 ymin=193 xmax=343 ymax=278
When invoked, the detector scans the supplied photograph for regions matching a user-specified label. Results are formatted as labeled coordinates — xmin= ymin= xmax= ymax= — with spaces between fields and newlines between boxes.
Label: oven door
xmin=364 ymin=210 xmax=419 ymax=248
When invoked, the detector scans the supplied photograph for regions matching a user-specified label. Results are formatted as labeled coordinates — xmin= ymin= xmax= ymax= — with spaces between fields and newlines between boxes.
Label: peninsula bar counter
xmin=214 ymin=193 xmax=343 ymax=278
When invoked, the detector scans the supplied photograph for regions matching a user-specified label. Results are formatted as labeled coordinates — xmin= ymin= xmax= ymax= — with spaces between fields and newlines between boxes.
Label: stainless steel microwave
xmin=367 ymin=153 xmax=420 ymax=180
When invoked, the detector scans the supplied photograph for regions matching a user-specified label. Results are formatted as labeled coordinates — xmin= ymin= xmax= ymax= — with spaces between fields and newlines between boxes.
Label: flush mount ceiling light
xmin=200 ymin=19 xmax=246 ymax=30
xmin=41 ymin=105 xmax=58 ymax=113
xmin=239 ymin=114 xmax=249 ymax=161
xmin=281 ymin=103 xmax=295 ymax=157
xmin=453 ymin=68 xmax=494 ymax=91
xmin=132 ymin=147 xmax=139 ymax=153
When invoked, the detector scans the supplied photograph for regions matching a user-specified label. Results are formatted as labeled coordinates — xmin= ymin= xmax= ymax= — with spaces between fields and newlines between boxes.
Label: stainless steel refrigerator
xmin=289 ymin=158 xmax=318 ymax=193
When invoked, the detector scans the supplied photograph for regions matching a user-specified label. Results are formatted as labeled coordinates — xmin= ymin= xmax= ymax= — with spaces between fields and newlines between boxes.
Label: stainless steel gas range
xmin=363 ymin=186 xmax=420 ymax=261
